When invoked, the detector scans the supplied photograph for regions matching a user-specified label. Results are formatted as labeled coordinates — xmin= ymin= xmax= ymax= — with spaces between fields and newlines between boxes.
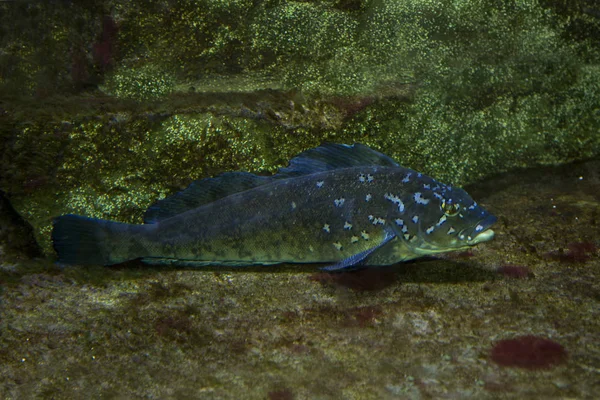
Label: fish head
xmin=408 ymin=185 xmax=497 ymax=255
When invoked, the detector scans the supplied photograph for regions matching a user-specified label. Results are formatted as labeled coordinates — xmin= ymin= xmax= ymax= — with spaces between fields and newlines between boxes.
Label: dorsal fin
xmin=144 ymin=143 xmax=399 ymax=223
xmin=144 ymin=172 xmax=271 ymax=223
xmin=276 ymin=143 xmax=399 ymax=177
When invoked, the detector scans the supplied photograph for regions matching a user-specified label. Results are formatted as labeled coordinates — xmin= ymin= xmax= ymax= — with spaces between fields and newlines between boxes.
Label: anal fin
xmin=321 ymin=229 xmax=396 ymax=272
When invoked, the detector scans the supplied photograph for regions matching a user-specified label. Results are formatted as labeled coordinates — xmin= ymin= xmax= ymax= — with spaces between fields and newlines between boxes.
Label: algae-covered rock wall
xmin=0 ymin=0 xmax=599 ymax=255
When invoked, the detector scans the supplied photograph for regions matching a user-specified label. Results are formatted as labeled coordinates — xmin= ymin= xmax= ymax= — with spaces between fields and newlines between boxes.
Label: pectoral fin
xmin=320 ymin=229 xmax=397 ymax=272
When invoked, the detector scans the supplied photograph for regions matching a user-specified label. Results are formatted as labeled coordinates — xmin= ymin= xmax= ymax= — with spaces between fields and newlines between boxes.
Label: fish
xmin=52 ymin=143 xmax=497 ymax=271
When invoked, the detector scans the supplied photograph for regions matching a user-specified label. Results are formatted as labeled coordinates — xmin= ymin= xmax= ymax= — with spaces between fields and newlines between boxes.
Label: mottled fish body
xmin=52 ymin=144 xmax=497 ymax=270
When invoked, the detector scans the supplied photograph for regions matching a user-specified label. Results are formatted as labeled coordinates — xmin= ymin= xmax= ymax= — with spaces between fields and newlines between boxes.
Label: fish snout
xmin=467 ymin=214 xmax=497 ymax=245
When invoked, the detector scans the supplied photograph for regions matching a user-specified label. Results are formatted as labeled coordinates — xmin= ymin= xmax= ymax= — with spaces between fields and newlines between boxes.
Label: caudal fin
xmin=52 ymin=214 xmax=137 ymax=266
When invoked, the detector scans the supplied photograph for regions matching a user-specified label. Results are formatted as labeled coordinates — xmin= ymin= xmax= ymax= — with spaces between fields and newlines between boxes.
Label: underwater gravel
xmin=0 ymin=160 xmax=599 ymax=399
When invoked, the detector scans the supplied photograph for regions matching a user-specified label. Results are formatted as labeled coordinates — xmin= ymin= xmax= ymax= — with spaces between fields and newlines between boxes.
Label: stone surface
xmin=0 ymin=159 xmax=598 ymax=399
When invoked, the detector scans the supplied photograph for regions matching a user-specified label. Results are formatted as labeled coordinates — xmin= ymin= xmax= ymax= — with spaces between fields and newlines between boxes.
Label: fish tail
xmin=52 ymin=214 xmax=145 ymax=266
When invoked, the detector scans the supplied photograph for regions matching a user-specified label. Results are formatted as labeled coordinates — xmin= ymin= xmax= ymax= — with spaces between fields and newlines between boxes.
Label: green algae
xmin=1 ymin=0 xmax=599 ymax=256
xmin=101 ymin=64 xmax=176 ymax=101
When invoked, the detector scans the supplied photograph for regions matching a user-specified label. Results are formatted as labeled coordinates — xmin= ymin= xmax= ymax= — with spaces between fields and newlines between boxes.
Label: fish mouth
xmin=413 ymin=213 xmax=497 ymax=254
xmin=466 ymin=214 xmax=497 ymax=245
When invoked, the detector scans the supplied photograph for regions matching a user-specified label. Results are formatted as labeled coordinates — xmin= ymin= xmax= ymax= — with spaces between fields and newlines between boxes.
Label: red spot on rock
xmin=280 ymin=311 xmax=298 ymax=322
xmin=566 ymin=242 xmax=597 ymax=261
xmin=455 ymin=250 xmax=475 ymax=258
xmin=545 ymin=241 xmax=597 ymax=263
xmin=329 ymin=95 xmax=376 ymax=118
xmin=342 ymin=306 xmax=383 ymax=327
xmin=309 ymin=268 xmax=398 ymax=291
xmin=154 ymin=315 xmax=193 ymax=342
xmin=483 ymin=380 xmax=512 ymax=393
xmin=490 ymin=335 xmax=567 ymax=369
xmin=289 ymin=344 xmax=311 ymax=355
xmin=440 ymin=249 xmax=474 ymax=260
xmin=268 ymin=388 xmax=294 ymax=400
xmin=497 ymin=265 xmax=532 ymax=279
xmin=93 ymin=16 xmax=119 ymax=71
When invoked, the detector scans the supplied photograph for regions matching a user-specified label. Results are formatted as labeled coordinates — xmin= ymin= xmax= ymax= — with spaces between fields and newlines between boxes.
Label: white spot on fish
xmin=426 ymin=226 xmax=435 ymax=234
xmin=436 ymin=215 xmax=447 ymax=226
xmin=358 ymin=174 xmax=366 ymax=183
xmin=309 ymin=245 xmax=314 ymax=252
xmin=401 ymin=225 xmax=408 ymax=233
xmin=365 ymin=193 xmax=372 ymax=202
xmin=467 ymin=236 xmax=472 ymax=241
xmin=468 ymin=202 xmax=478 ymax=210
xmin=403 ymin=233 xmax=411 ymax=240
xmin=414 ymin=192 xmax=430 ymax=205
xmin=367 ymin=174 xmax=374 ymax=182
xmin=316 ymin=181 xmax=324 ymax=188
xmin=433 ymin=192 xmax=443 ymax=200
xmin=412 ymin=215 xmax=419 ymax=224
xmin=448 ymin=227 xmax=456 ymax=234
xmin=368 ymin=215 xmax=374 ymax=221
xmin=333 ymin=242 xmax=343 ymax=251
xmin=344 ymin=221 xmax=352 ymax=230
xmin=423 ymin=184 xmax=430 ymax=189
xmin=475 ymin=224 xmax=484 ymax=232
xmin=384 ymin=193 xmax=405 ymax=212
xmin=398 ymin=200 xmax=406 ymax=212
xmin=351 ymin=236 xmax=359 ymax=243
xmin=417 ymin=173 xmax=422 ymax=178
xmin=402 ymin=173 xmax=411 ymax=183
xmin=361 ymin=231 xmax=370 ymax=240
xmin=323 ymin=224 xmax=331 ymax=233
xmin=459 ymin=234 xmax=465 ymax=240
xmin=334 ymin=198 xmax=346 ymax=207
xmin=395 ymin=218 xmax=404 ymax=226
xmin=371 ymin=217 xmax=385 ymax=225
xmin=291 ymin=201 xmax=296 ymax=210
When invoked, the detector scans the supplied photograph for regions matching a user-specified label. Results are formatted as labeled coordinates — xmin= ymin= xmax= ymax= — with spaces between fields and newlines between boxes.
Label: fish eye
xmin=441 ymin=200 xmax=460 ymax=216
